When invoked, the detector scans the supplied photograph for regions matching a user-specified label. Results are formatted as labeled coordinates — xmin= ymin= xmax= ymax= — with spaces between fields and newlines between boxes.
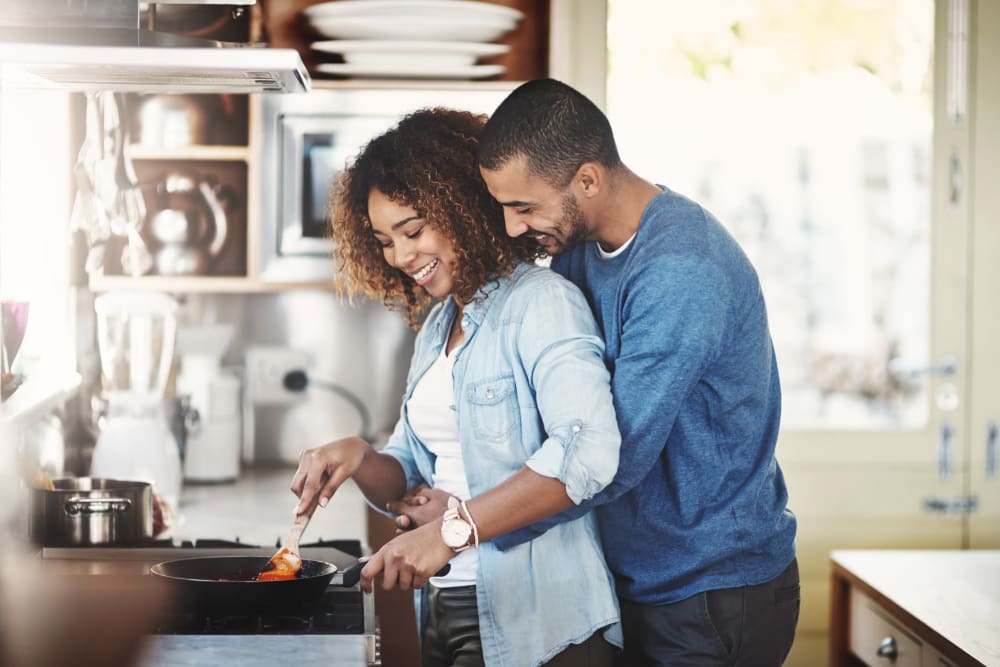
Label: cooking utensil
xmin=256 ymin=489 xmax=321 ymax=581
xmin=148 ymin=172 xmax=230 ymax=276
xmin=150 ymin=555 xmax=452 ymax=615
xmin=28 ymin=478 xmax=154 ymax=547
xmin=150 ymin=556 xmax=339 ymax=615
xmin=335 ymin=560 xmax=451 ymax=588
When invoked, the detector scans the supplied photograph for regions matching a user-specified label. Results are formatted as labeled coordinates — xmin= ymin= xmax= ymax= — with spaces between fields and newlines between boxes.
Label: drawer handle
xmin=876 ymin=636 xmax=899 ymax=660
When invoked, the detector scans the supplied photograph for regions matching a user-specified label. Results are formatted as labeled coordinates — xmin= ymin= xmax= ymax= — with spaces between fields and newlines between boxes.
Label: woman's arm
xmin=361 ymin=273 xmax=622 ymax=590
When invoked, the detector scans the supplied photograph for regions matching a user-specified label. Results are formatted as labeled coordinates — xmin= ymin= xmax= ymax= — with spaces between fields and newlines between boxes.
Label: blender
xmin=90 ymin=291 xmax=182 ymax=511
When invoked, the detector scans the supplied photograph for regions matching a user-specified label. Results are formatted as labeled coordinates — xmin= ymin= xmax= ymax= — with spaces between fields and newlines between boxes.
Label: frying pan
xmin=150 ymin=556 xmax=367 ymax=616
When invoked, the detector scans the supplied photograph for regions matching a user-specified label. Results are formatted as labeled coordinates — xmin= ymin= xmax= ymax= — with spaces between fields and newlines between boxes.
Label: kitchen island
xmin=830 ymin=550 xmax=1000 ymax=666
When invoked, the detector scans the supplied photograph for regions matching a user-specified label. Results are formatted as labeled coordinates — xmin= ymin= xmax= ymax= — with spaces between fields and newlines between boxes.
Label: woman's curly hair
xmin=329 ymin=107 xmax=544 ymax=328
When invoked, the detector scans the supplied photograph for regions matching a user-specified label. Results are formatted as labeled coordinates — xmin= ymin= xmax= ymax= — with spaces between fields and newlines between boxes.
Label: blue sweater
xmin=494 ymin=188 xmax=797 ymax=605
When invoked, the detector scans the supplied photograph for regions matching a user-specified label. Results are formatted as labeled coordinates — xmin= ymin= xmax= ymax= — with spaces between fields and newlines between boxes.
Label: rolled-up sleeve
xmin=517 ymin=276 xmax=621 ymax=504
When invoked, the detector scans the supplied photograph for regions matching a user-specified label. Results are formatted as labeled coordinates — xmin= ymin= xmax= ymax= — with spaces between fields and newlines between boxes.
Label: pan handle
xmin=65 ymin=497 xmax=132 ymax=515
xmin=340 ymin=561 xmax=452 ymax=588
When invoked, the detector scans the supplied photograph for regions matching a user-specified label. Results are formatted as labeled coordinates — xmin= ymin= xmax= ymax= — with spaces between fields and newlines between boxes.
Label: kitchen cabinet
xmin=87 ymin=93 xmax=254 ymax=292
xmin=87 ymin=0 xmax=553 ymax=294
xmin=829 ymin=550 xmax=1000 ymax=666
xmin=259 ymin=0 xmax=549 ymax=82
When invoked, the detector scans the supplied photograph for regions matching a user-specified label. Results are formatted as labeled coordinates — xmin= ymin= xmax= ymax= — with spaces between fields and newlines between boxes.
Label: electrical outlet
xmin=245 ymin=346 xmax=310 ymax=405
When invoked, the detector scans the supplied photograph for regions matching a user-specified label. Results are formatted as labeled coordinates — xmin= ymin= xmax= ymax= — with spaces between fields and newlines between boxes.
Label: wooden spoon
xmin=21 ymin=460 xmax=55 ymax=490
xmin=255 ymin=490 xmax=322 ymax=582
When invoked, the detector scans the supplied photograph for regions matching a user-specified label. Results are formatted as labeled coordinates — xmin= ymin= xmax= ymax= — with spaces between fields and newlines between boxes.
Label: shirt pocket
xmin=466 ymin=375 xmax=519 ymax=443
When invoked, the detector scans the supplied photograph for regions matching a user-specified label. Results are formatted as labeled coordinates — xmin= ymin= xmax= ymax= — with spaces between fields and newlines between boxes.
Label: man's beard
xmin=554 ymin=192 xmax=589 ymax=252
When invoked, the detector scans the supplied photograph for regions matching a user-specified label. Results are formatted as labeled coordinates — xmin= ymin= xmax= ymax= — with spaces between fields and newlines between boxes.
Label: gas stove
xmin=35 ymin=539 xmax=379 ymax=667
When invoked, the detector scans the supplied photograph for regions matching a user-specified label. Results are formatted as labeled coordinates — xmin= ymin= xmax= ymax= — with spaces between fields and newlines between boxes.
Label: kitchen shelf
xmin=127 ymin=145 xmax=250 ymax=161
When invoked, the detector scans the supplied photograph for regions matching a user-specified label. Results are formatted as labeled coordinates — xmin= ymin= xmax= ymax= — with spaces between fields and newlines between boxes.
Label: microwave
xmin=256 ymin=84 xmax=516 ymax=283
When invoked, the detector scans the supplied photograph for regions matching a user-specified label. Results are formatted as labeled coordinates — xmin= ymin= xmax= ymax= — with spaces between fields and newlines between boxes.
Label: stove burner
xmin=40 ymin=539 xmax=369 ymax=638
xmin=156 ymin=585 xmax=366 ymax=635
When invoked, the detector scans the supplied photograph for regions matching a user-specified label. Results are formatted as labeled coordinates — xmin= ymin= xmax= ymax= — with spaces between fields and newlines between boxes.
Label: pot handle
xmin=65 ymin=497 xmax=132 ymax=515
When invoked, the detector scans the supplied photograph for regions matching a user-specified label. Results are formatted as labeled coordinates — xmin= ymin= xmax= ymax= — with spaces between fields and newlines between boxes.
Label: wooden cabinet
xmin=258 ymin=0 xmax=549 ymax=82
xmin=88 ymin=93 xmax=256 ymax=292
xmin=830 ymin=550 xmax=1000 ymax=667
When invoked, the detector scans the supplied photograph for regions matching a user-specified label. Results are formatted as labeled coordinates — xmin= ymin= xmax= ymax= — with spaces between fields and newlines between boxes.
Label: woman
xmin=290 ymin=108 xmax=621 ymax=667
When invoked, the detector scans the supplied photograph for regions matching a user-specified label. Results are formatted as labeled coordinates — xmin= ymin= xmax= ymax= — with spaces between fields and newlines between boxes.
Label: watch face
xmin=442 ymin=518 xmax=471 ymax=548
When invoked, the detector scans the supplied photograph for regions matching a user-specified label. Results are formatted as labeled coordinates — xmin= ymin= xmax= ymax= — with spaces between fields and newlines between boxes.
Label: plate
xmin=314 ymin=62 xmax=505 ymax=80
xmin=308 ymin=14 xmax=517 ymax=42
xmin=303 ymin=0 xmax=523 ymax=23
xmin=312 ymin=39 xmax=509 ymax=68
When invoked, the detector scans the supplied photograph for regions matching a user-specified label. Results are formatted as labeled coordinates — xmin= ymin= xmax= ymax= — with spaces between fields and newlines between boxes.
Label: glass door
xmin=603 ymin=1 xmax=968 ymax=663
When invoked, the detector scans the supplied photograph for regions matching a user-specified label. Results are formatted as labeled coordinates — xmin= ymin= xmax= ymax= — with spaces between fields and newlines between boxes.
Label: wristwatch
xmin=440 ymin=497 xmax=474 ymax=553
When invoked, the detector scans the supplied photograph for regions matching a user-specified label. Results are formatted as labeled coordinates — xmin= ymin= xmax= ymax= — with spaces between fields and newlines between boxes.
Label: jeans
xmin=422 ymin=584 xmax=616 ymax=667
xmin=615 ymin=558 xmax=800 ymax=667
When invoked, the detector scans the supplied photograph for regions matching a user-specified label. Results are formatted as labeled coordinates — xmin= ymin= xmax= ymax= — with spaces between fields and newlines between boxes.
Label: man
xmin=355 ymin=78 xmax=798 ymax=665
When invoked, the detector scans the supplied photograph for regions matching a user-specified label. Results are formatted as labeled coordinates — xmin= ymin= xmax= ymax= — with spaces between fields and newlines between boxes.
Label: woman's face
xmin=367 ymin=187 xmax=458 ymax=300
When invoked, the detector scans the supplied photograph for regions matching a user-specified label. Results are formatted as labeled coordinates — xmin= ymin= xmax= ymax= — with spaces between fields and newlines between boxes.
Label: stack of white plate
xmin=303 ymin=0 xmax=522 ymax=79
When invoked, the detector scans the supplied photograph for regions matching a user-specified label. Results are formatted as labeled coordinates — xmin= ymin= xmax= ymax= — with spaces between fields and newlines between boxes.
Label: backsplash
xmin=66 ymin=289 xmax=414 ymax=471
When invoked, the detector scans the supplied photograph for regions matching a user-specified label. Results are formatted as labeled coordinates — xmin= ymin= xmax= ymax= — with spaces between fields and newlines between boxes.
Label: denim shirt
xmin=379 ymin=262 xmax=623 ymax=667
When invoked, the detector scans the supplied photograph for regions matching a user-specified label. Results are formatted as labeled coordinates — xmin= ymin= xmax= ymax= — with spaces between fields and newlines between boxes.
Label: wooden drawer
xmin=849 ymin=589 xmax=923 ymax=667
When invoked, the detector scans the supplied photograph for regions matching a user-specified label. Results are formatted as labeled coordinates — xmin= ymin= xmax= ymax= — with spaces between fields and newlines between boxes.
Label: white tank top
xmin=406 ymin=343 xmax=479 ymax=587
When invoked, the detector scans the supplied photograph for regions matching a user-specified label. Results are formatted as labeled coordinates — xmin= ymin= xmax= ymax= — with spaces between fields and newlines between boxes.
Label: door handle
xmin=887 ymin=357 xmax=957 ymax=380
xmin=923 ymin=495 xmax=977 ymax=513
xmin=938 ymin=422 xmax=953 ymax=480
xmin=987 ymin=421 xmax=998 ymax=479
xmin=876 ymin=636 xmax=898 ymax=659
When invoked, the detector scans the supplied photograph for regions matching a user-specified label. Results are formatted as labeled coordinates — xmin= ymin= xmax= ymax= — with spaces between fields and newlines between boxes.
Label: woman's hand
xmin=359 ymin=520 xmax=453 ymax=592
xmin=290 ymin=437 xmax=369 ymax=514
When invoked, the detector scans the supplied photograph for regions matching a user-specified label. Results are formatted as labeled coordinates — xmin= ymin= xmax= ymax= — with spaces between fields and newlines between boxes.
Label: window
xmin=0 ymin=87 xmax=74 ymax=380
xmin=606 ymin=0 xmax=934 ymax=429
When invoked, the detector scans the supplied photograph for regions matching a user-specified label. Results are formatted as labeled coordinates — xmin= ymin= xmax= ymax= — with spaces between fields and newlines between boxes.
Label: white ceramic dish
xmin=314 ymin=62 xmax=505 ymax=80
xmin=312 ymin=39 xmax=508 ymax=68
xmin=308 ymin=14 xmax=517 ymax=42
xmin=303 ymin=0 xmax=523 ymax=23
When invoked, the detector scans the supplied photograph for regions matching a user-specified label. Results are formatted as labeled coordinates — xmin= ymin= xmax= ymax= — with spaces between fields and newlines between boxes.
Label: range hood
xmin=0 ymin=0 xmax=311 ymax=94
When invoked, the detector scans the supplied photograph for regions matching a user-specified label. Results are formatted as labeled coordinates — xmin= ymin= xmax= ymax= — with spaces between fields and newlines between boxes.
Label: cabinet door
xmin=967 ymin=0 xmax=1000 ymax=549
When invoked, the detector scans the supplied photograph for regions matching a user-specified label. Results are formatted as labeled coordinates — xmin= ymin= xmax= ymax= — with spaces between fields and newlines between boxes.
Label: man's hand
xmin=387 ymin=485 xmax=452 ymax=531
xmin=359 ymin=520 xmax=453 ymax=592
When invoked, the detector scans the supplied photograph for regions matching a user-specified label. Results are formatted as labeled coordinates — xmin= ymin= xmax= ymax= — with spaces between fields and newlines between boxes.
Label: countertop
xmin=830 ymin=549 xmax=1000 ymax=666
xmin=167 ymin=464 xmax=370 ymax=550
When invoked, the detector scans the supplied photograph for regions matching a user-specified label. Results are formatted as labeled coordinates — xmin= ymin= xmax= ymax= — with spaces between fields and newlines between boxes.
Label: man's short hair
xmin=479 ymin=78 xmax=622 ymax=188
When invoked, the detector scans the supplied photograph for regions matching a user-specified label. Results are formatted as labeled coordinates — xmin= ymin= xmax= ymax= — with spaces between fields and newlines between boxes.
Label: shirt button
xmin=485 ymin=390 xmax=494 ymax=399
xmin=572 ymin=424 xmax=581 ymax=433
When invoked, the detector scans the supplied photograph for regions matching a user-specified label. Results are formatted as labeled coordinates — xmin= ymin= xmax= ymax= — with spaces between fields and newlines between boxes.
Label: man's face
xmin=480 ymin=156 xmax=590 ymax=255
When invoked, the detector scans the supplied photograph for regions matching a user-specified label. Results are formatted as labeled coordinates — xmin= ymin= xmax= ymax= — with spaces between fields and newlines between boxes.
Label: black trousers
xmin=615 ymin=559 xmax=800 ymax=667
xmin=422 ymin=584 xmax=615 ymax=667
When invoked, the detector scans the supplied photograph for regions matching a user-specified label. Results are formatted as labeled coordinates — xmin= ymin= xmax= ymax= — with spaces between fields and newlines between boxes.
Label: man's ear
xmin=574 ymin=162 xmax=602 ymax=198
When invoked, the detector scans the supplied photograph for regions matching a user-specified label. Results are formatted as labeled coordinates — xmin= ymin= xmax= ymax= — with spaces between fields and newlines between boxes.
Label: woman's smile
xmin=412 ymin=258 xmax=441 ymax=285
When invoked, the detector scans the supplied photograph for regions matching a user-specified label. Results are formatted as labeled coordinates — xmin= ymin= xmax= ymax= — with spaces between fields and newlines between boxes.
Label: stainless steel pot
xmin=28 ymin=478 xmax=153 ymax=547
